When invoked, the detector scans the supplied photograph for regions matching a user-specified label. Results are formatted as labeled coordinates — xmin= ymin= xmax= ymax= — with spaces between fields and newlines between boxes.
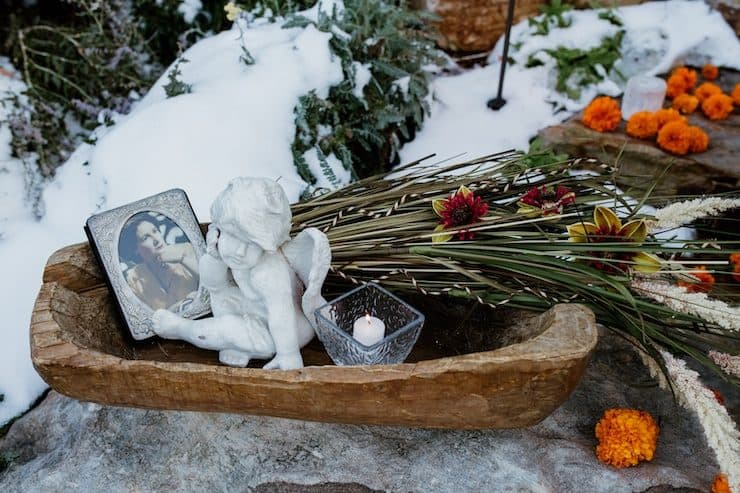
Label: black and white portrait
xmin=118 ymin=212 xmax=200 ymax=313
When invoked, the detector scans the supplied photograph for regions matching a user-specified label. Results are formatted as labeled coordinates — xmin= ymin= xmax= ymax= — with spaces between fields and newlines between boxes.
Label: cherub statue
xmin=151 ymin=178 xmax=331 ymax=370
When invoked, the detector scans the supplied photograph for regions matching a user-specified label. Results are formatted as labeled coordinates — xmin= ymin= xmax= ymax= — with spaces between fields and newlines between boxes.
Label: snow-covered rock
xmin=68 ymin=21 xmax=343 ymax=218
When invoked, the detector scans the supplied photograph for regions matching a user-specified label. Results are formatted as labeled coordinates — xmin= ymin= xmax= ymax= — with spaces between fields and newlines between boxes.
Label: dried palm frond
xmin=292 ymin=150 xmax=740 ymax=383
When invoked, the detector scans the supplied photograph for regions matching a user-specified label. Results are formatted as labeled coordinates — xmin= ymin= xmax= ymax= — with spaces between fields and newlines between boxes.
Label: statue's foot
xmin=151 ymin=309 xmax=185 ymax=338
xmin=219 ymin=349 xmax=251 ymax=367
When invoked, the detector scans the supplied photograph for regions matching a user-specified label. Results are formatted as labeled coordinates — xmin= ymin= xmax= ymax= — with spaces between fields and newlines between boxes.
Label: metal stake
xmin=487 ymin=0 xmax=517 ymax=111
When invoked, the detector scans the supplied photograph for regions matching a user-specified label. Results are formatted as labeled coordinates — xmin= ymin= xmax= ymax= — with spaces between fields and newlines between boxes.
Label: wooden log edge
xmin=32 ymin=281 xmax=597 ymax=386
xmin=31 ymin=242 xmax=599 ymax=428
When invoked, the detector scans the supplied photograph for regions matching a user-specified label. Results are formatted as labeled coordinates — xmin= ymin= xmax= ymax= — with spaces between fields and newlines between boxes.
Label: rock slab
xmin=0 ymin=328 xmax=729 ymax=493
xmin=538 ymin=71 xmax=740 ymax=196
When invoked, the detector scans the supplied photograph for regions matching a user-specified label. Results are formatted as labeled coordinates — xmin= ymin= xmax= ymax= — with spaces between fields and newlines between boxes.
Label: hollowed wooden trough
xmin=31 ymin=241 xmax=598 ymax=429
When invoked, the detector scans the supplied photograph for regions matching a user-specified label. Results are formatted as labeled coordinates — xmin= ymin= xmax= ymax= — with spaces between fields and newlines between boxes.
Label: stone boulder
xmin=0 ymin=328 xmax=728 ymax=493
xmin=538 ymin=72 xmax=740 ymax=196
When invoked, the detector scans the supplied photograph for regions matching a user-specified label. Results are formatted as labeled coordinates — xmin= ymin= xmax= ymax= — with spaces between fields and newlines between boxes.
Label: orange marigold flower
xmin=655 ymin=108 xmax=686 ymax=130
xmin=673 ymin=66 xmax=697 ymax=88
xmin=666 ymin=77 xmax=687 ymax=99
xmin=626 ymin=111 xmax=658 ymax=139
xmin=732 ymin=83 xmax=740 ymax=105
xmin=666 ymin=67 xmax=697 ymax=98
xmin=595 ymin=408 xmax=659 ymax=468
xmin=672 ymin=93 xmax=699 ymax=114
xmin=677 ymin=265 xmax=715 ymax=293
xmin=712 ymin=389 xmax=725 ymax=405
xmin=582 ymin=96 xmax=621 ymax=132
xmin=711 ymin=473 xmax=731 ymax=493
xmin=731 ymin=253 xmax=740 ymax=283
xmin=695 ymin=82 xmax=723 ymax=103
xmin=687 ymin=126 xmax=709 ymax=153
xmin=702 ymin=64 xmax=719 ymax=81
xmin=702 ymin=93 xmax=734 ymax=121
xmin=657 ymin=120 xmax=691 ymax=155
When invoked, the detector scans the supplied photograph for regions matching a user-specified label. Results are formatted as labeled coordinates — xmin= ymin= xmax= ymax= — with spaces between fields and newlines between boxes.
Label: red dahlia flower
xmin=677 ymin=266 xmax=715 ymax=293
xmin=432 ymin=185 xmax=489 ymax=243
xmin=517 ymin=185 xmax=576 ymax=218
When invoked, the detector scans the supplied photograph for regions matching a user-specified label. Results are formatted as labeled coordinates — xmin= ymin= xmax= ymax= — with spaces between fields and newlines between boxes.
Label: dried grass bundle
xmin=292 ymin=150 xmax=739 ymax=382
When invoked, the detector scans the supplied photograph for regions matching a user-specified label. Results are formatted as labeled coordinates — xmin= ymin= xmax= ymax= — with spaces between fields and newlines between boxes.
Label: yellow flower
xmin=224 ymin=2 xmax=242 ymax=21
xmin=595 ymin=408 xmax=659 ymax=468
xmin=567 ymin=206 xmax=661 ymax=273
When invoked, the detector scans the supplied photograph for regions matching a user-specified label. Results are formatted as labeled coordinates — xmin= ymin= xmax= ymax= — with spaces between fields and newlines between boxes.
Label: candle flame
xmin=365 ymin=312 xmax=371 ymax=324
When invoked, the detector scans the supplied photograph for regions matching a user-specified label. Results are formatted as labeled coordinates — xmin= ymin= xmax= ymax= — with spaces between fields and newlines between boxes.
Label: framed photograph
xmin=85 ymin=189 xmax=211 ymax=340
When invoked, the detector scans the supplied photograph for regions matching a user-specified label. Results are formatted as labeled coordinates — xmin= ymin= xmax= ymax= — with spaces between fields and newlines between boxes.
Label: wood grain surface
xmin=31 ymin=241 xmax=598 ymax=429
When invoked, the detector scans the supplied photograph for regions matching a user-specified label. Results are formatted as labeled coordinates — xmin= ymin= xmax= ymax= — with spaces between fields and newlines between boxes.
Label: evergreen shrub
xmin=285 ymin=0 xmax=443 ymax=186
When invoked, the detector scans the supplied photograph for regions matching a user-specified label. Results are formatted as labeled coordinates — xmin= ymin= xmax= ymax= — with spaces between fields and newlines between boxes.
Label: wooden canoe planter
xmin=31 ymin=241 xmax=598 ymax=429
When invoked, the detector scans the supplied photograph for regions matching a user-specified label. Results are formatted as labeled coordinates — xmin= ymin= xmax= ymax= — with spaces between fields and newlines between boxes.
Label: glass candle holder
xmin=621 ymin=75 xmax=667 ymax=120
xmin=314 ymin=283 xmax=425 ymax=366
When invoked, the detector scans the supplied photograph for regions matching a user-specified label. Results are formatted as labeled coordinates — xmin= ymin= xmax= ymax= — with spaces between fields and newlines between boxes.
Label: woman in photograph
xmin=119 ymin=214 xmax=200 ymax=312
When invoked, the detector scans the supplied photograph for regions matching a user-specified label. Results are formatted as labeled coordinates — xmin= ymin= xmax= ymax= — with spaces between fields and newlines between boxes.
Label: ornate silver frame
xmin=85 ymin=189 xmax=211 ymax=340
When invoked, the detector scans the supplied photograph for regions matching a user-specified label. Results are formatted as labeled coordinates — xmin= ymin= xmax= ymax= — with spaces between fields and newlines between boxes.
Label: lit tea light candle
xmin=353 ymin=313 xmax=386 ymax=346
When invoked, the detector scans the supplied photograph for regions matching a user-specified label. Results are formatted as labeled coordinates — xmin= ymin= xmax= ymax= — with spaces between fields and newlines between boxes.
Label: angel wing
xmin=281 ymin=228 xmax=331 ymax=328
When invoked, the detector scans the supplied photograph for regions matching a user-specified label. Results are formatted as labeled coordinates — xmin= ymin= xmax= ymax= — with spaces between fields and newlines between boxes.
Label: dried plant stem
xmin=708 ymin=351 xmax=740 ymax=379
xmin=293 ymin=152 xmax=739 ymax=381
xmin=637 ymin=347 xmax=740 ymax=493
xmin=631 ymin=279 xmax=740 ymax=332
xmin=651 ymin=197 xmax=740 ymax=231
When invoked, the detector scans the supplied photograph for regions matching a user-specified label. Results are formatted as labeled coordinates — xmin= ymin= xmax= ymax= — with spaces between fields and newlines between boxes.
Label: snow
xmin=352 ymin=61 xmax=372 ymax=100
xmin=0 ymin=64 xmax=35 ymax=238
xmin=398 ymin=65 xmax=563 ymax=162
xmin=71 ymin=22 xmax=342 ymax=218
xmin=399 ymin=0 xmax=740 ymax=163
xmin=393 ymin=76 xmax=411 ymax=99
xmin=178 ymin=0 xmax=203 ymax=24
xmin=618 ymin=1 xmax=740 ymax=71
xmin=302 ymin=148 xmax=353 ymax=190
xmin=330 ymin=24 xmax=352 ymax=41
xmin=1 ymin=0 xmax=739 ymax=425
xmin=0 ymin=59 xmax=50 ymax=421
